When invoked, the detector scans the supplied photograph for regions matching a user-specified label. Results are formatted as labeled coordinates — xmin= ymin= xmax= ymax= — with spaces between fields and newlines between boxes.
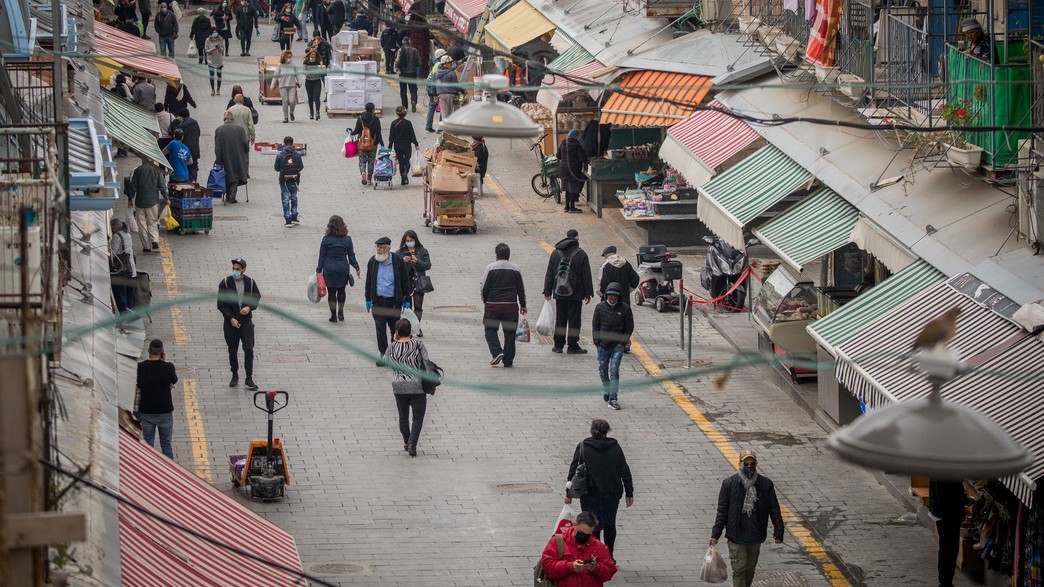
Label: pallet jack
xmin=229 ymin=391 xmax=291 ymax=501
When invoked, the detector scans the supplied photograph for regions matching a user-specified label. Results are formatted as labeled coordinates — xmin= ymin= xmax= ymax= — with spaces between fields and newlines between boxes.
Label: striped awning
xmin=489 ymin=0 xmax=520 ymax=16
xmin=94 ymin=21 xmax=181 ymax=81
xmin=118 ymin=428 xmax=305 ymax=585
xmin=102 ymin=91 xmax=172 ymax=171
xmin=753 ymin=187 xmax=858 ymax=270
xmin=444 ymin=0 xmax=487 ymax=35
xmin=547 ymin=43 xmax=596 ymax=72
xmin=834 ymin=278 xmax=1044 ymax=506
xmin=808 ymin=260 xmax=946 ymax=351
xmin=658 ymin=100 xmax=760 ymax=187
xmin=535 ymin=60 xmax=604 ymax=112
xmin=850 ymin=217 xmax=917 ymax=273
xmin=485 ymin=0 xmax=555 ymax=54
xmin=600 ymin=70 xmax=712 ymax=127
xmin=697 ymin=144 xmax=813 ymax=250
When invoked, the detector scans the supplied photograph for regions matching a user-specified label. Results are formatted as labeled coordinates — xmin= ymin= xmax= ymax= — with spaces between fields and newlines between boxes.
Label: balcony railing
xmin=876 ymin=11 xmax=937 ymax=123
xmin=837 ymin=0 xmax=873 ymax=82
xmin=1030 ymin=40 xmax=1044 ymax=145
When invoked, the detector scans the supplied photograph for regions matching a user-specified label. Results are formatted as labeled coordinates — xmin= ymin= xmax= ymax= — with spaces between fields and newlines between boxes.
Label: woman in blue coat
xmin=316 ymin=215 xmax=361 ymax=322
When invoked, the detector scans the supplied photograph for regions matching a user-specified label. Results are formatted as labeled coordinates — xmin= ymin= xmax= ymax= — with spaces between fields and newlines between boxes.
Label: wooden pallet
xmin=325 ymin=108 xmax=383 ymax=118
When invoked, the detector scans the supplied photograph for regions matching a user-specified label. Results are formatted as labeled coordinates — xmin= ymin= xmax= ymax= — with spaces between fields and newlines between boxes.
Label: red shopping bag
xmin=316 ymin=273 xmax=328 ymax=298
xmin=343 ymin=137 xmax=359 ymax=158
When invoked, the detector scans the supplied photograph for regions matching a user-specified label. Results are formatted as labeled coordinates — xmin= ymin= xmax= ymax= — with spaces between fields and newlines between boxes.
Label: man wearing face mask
xmin=153 ymin=2 xmax=178 ymax=57
xmin=364 ymin=237 xmax=411 ymax=363
xmin=710 ymin=450 xmax=785 ymax=587
xmin=541 ymin=511 xmax=617 ymax=586
xmin=217 ymin=258 xmax=261 ymax=390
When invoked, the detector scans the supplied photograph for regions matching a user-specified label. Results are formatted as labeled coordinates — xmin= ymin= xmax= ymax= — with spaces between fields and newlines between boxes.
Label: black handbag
xmin=347 ymin=271 xmax=355 ymax=287
xmin=421 ymin=359 xmax=443 ymax=394
xmin=567 ymin=442 xmax=589 ymax=498
xmin=414 ymin=275 xmax=434 ymax=294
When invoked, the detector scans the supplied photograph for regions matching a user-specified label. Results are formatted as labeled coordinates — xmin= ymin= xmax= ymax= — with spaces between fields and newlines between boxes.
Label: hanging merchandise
xmin=1021 ymin=491 xmax=1044 ymax=587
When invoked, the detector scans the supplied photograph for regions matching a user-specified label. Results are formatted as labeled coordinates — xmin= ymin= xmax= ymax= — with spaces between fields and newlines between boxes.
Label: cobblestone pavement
xmin=119 ymin=23 xmax=975 ymax=586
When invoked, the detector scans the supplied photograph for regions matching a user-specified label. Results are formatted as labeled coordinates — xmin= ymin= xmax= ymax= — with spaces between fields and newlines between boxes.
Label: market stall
xmin=423 ymin=133 xmax=478 ymax=234
xmin=615 ymin=164 xmax=713 ymax=246
xmin=751 ymin=265 xmax=818 ymax=382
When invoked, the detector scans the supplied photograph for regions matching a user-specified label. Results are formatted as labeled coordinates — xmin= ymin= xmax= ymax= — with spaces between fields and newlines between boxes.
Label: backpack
xmin=359 ymin=124 xmax=375 ymax=151
xmin=533 ymin=533 xmax=565 ymax=587
xmin=553 ymin=248 xmax=582 ymax=298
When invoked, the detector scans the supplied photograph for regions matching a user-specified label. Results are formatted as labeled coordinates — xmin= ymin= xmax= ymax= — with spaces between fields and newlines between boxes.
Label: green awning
xmin=696 ymin=144 xmax=812 ymax=249
xmin=806 ymin=259 xmax=946 ymax=351
xmin=753 ymin=187 xmax=858 ymax=270
xmin=489 ymin=0 xmax=520 ymax=16
xmin=101 ymin=91 xmax=171 ymax=171
xmin=547 ymin=43 xmax=595 ymax=72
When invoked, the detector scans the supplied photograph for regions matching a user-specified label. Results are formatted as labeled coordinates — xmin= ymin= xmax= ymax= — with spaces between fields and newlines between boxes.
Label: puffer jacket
xmin=591 ymin=293 xmax=633 ymax=348
xmin=542 ymin=237 xmax=593 ymax=301
xmin=567 ymin=436 xmax=634 ymax=499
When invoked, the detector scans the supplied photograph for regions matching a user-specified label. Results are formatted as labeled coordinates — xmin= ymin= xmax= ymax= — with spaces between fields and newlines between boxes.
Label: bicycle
xmin=529 ymin=134 xmax=562 ymax=204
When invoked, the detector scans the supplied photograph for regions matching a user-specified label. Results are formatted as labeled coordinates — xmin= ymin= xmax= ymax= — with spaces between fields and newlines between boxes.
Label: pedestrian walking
xmin=472 ymin=136 xmax=488 ymax=186
xmin=126 ymin=157 xmax=167 ymax=253
xmin=395 ymin=37 xmax=421 ymax=111
xmin=275 ymin=4 xmax=301 ymax=51
xmin=565 ymin=419 xmax=633 ymax=560
xmin=211 ymin=2 xmax=234 ymax=55
xmin=596 ymin=246 xmax=640 ymax=304
xmin=541 ymin=511 xmax=618 ymax=586
xmin=161 ymin=128 xmax=192 ymax=183
xmin=591 ymin=283 xmax=633 ymax=410
xmin=434 ymin=56 xmax=464 ymax=119
xmin=316 ymin=215 xmax=360 ymax=322
xmin=132 ymin=77 xmax=157 ymax=111
xmin=174 ymin=109 xmax=201 ymax=182
xmin=710 ymin=449 xmax=785 ymax=587
xmin=364 ymin=236 xmax=411 ymax=362
xmin=384 ymin=318 xmax=429 ymax=457
xmin=274 ymin=50 xmax=301 ymax=123
xmin=308 ymin=31 xmax=332 ymax=68
xmin=303 ymin=49 xmax=324 ymax=120
xmin=397 ymin=230 xmax=431 ymax=335
xmin=557 ymin=129 xmax=589 ymax=213
xmin=217 ymin=258 xmax=261 ymax=390
xmin=109 ymin=217 xmax=137 ymax=313
xmin=138 ymin=0 xmax=153 ymax=39
xmin=135 ymin=339 xmax=178 ymax=459
xmin=480 ymin=243 xmax=526 ymax=368
xmin=153 ymin=2 xmax=178 ymax=57
xmin=388 ymin=106 xmax=418 ymax=185
xmin=225 ymin=85 xmax=256 ymax=111
xmin=155 ymin=103 xmax=174 ymax=151
xmin=543 ymin=228 xmax=594 ymax=354
xmin=190 ymin=9 xmax=212 ymax=64
xmin=213 ymin=111 xmax=250 ymax=203
xmin=350 ymin=102 xmax=383 ymax=184
xmin=274 ymin=136 xmax=303 ymax=227
xmin=228 ymin=95 xmax=256 ymax=142
xmin=205 ymin=28 xmax=225 ymax=96
xmin=424 ymin=49 xmax=446 ymax=132
xmin=234 ymin=0 xmax=260 ymax=56
xmin=326 ymin=0 xmax=345 ymax=36
xmin=314 ymin=0 xmax=330 ymax=40
xmin=164 ymin=80 xmax=197 ymax=115
xmin=380 ymin=23 xmax=400 ymax=74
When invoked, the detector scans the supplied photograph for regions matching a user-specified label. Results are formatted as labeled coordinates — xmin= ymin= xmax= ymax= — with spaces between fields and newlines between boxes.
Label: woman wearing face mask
xmin=210 ymin=2 xmax=233 ymax=56
xmin=205 ymin=28 xmax=225 ymax=96
xmin=316 ymin=215 xmax=360 ymax=322
xmin=564 ymin=419 xmax=634 ymax=562
xmin=275 ymin=4 xmax=301 ymax=52
xmin=302 ymin=49 xmax=323 ymax=120
xmin=273 ymin=50 xmax=301 ymax=123
xmin=397 ymin=230 xmax=431 ymax=336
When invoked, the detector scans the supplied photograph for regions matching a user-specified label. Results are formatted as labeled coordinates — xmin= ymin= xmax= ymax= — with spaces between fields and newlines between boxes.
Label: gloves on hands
xmin=402 ymin=302 xmax=411 ymax=310
xmin=365 ymin=301 xmax=373 ymax=311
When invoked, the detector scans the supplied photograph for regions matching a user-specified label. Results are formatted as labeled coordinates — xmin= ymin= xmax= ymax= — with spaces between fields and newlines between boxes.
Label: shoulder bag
xmin=566 ymin=442 xmax=589 ymax=498
xmin=421 ymin=358 xmax=443 ymax=394
xmin=414 ymin=275 xmax=434 ymax=293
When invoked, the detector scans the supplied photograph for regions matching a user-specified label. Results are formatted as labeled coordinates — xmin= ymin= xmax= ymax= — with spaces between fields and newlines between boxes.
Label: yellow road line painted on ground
xmin=540 ymin=241 xmax=554 ymax=254
xmin=158 ymin=236 xmax=213 ymax=483
xmin=629 ymin=340 xmax=851 ymax=587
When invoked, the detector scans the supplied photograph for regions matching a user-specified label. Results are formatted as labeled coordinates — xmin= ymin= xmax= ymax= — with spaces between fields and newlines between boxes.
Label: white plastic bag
xmin=187 ymin=43 xmax=197 ymax=58
xmin=401 ymin=308 xmax=420 ymax=334
xmin=699 ymin=545 xmax=728 ymax=583
xmin=535 ymin=301 xmax=556 ymax=337
xmin=307 ymin=274 xmax=320 ymax=304
xmin=553 ymin=501 xmax=580 ymax=534
xmin=170 ymin=0 xmax=183 ymax=18
xmin=516 ymin=314 xmax=531 ymax=342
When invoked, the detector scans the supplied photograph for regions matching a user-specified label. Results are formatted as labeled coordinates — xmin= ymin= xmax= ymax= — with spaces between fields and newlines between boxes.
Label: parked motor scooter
xmin=700 ymin=235 xmax=758 ymax=311
xmin=496 ymin=90 xmax=524 ymax=107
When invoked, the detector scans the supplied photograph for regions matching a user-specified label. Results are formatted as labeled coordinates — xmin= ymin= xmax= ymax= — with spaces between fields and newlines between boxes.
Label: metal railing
xmin=837 ymin=0 xmax=874 ymax=81
xmin=877 ymin=11 xmax=937 ymax=124
xmin=1030 ymin=40 xmax=1044 ymax=145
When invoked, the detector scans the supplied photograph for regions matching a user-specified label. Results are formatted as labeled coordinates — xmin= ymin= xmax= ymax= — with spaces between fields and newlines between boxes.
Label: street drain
xmin=431 ymin=305 xmax=480 ymax=313
xmin=752 ymin=570 xmax=810 ymax=586
xmin=307 ymin=562 xmax=370 ymax=576
xmin=492 ymin=482 xmax=551 ymax=494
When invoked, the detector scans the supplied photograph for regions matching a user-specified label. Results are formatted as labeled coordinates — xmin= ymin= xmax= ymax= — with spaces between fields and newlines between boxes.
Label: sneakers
xmin=291 ymin=219 xmax=300 ymax=225
xmin=566 ymin=346 xmax=588 ymax=354
xmin=245 ymin=378 xmax=259 ymax=390
xmin=411 ymin=102 xmax=417 ymax=112
xmin=284 ymin=221 xmax=293 ymax=228
xmin=490 ymin=353 xmax=504 ymax=366
xmin=608 ymin=399 xmax=621 ymax=410
xmin=229 ymin=375 xmax=239 ymax=387
xmin=551 ymin=347 xmax=563 ymax=354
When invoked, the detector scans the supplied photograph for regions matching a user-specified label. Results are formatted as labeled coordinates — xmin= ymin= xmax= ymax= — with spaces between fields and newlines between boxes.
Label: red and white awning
xmin=535 ymin=60 xmax=604 ymax=112
xmin=94 ymin=21 xmax=182 ymax=81
xmin=658 ymin=100 xmax=761 ymax=187
xmin=444 ymin=0 xmax=487 ymax=35
xmin=118 ymin=429 xmax=304 ymax=586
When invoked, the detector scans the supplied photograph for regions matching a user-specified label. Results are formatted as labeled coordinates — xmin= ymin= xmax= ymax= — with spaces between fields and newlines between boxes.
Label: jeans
xmin=158 ymin=35 xmax=175 ymax=57
xmin=223 ymin=319 xmax=255 ymax=377
xmin=395 ymin=393 xmax=427 ymax=447
xmin=425 ymin=98 xmax=437 ymax=130
xmin=112 ymin=280 xmax=136 ymax=313
xmin=279 ymin=180 xmax=299 ymax=223
xmin=597 ymin=345 xmax=624 ymax=401
xmin=483 ymin=309 xmax=519 ymax=365
xmin=383 ymin=48 xmax=397 ymax=73
xmin=553 ymin=298 xmax=583 ymax=349
xmin=372 ymin=296 xmax=399 ymax=355
xmin=726 ymin=542 xmax=762 ymax=587
xmin=139 ymin=411 xmax=174 ymax=458
xmin=399 ymin=76 xmax=418 ymax=107
xmin=208 ymin=65 xmax=223 ymax=92
xmin=580 ymin=494 xmax=621 ymax=556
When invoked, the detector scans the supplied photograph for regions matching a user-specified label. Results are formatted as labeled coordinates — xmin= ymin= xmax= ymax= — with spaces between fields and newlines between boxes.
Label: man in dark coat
xmin=395 ymin=37 xmax=422 ymax=110
xmin=597 ymin=246 xmax=640 ymax=304
xmin=380 ymin=24 xmax=400 ymax=74
xmin=174 ymin=109 xmax=202 ymax=182
xmin=326 ymin=0 xmax=347 ymax=37
xmin=190 ymin=8 xmax=213 ymax=64
xmin=213 ymin=111 xmax=250 ymax=204
xmin=710 ymin=450 xmax=785 ymax=587
xmin=557 ymin=129 xmax=588 ymax=213
xmin=164 ymin=81 xmax=197 ymax=115
xmin=364 ymin=236 xmax=412 ymax=362
xmin=217 ymin=258 xmax=261 ymax=389
xmin=543 ymin=228 xmax=594 ymax=354
xmin=152 ymin=2 xmax=177 ymax=56
xmin=931 ymin=480 xmax=968 ymax=587
xmin=234 ymin=0 xmax=260 ymax=56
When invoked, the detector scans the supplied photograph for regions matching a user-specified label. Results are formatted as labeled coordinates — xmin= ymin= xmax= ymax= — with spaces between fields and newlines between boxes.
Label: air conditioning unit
xmin=0 ymin=226 xmax=42 ymax=298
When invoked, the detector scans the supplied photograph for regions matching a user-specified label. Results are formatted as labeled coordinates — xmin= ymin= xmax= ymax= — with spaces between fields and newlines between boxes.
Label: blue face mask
xmin=231 ymin=270 xmax=242 ymax=280
xmin=405 ymin=241 xmax=415 ymax=248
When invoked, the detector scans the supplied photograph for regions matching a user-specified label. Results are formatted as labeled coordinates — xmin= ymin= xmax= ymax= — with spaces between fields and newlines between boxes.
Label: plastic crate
xmin=173 ymin=208 xmax=213 ymax=220
xmin=176 ymin=217 xmax=213 ymax=231
xmin=169 ymin=197 xmax=213 ymax=209
xmin=540 ymin=156 xmax=560 ymax=176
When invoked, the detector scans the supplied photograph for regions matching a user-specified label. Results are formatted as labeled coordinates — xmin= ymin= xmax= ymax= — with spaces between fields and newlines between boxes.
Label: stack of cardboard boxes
xmin=425 ymin=134 xmax=478 ymax=230
xmin=330 ymin=30 xmax=381 ymax=69
xmin=326 ymin=61 xmax=381 ymax=112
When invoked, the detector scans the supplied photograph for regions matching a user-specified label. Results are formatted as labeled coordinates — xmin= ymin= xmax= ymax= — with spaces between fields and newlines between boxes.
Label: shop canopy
xmin=118 ymin=428 xmax=305 ymax=584
xmin=535 ymin=60 xmax=604 ymax=112
xmin=600 ymin=70 xmax=711 ymax=127
xmin=101 ymin=91 xmax=172 ymax=171
xmin=547 ymin=43 xmax=595 ymax=72
xmin=850 ymin=217 xmax=917 ymax=273
xmin=444 ymin=0 xmax=487 ymax=35
xmin=490 ymin=0 xmax=520 ymax=16
xmin=484 ymin=0 xmax=555 ymax=54
xmin=658 ymin=99 xmax=760 ymax=188
xmin=753 ymin=187 xmax=859 ymax=271
xmin=833 ymin=276 xmax=1044 ymax=506
xmin=696 ymin=144 xmax=813 ymax=250
xmin=807 ymin=259 xmax=946 ymax=352
xmin=93 ymin=21 xmax=181 ymax=82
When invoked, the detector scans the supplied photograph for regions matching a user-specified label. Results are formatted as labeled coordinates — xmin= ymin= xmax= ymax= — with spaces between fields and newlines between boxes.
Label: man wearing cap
xmin=543 ymin=229 xmax=594 ymax=354
xmin=217 ymin=258 xmax=261 ymax=389
xmin=365 ymin=237 xmax=412 ymax=363
xmin=135 ymin=339 xmax=179 ymax=459
xmin=424 ymin=49 xmax=447 ymax=132
xmin=960 ymin=18 xmax=992 ymax=63
xmin=591 ymin=282 xmax=633 ymax=410
xmin=710 ymin=450 xmax=785 ymax=587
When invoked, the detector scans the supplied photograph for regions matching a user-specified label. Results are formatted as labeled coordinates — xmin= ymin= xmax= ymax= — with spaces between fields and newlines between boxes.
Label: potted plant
xmin=938 ymin=99 xmax=983 ymax=168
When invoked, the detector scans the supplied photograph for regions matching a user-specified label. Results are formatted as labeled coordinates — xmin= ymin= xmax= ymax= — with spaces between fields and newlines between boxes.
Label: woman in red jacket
xmin=541 ymin=512 xmax=617 ymax=586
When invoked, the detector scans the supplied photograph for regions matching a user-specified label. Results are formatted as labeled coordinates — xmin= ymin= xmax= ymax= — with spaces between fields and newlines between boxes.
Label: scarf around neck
xmin=738 ymin=471 xmax=759 ymax=516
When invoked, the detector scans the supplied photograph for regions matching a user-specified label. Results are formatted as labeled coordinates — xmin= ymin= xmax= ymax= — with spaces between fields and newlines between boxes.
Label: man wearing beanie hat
xmin=591 ymin=282 xmax=633 ymax=410
xmin=543 ymin=228 xmax=594 ymax=354
xmin=556 ymin=128 xmax=589 ymax=213
xmin=135 ymin=339 xmax=179 ymax=458
xmin=217 ymin=258 xmax=261 ymax=389
xmin=960 ymin=18 xmax=992 ymax=63
xmin=365 ymin=236 xmax=412 ymax=362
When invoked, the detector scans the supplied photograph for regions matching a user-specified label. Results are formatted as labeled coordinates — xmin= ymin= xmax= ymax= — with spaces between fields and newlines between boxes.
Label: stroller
xmin=634 ymin=245 xmax=682 ymax=312
xmin=372 ymin=147 xmax=396 ymax=190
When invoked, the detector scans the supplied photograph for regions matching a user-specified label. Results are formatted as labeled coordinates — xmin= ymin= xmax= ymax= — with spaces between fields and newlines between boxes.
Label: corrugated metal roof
xmin=547 ymin=43 xmax=595 ymax=72
xmin=615 ymin=31 xmax=771 ymax=80
xmin=529 ymin=0 xmax=674 ymax=67
xmin=101 ymin=91 xmax=171 ymax=171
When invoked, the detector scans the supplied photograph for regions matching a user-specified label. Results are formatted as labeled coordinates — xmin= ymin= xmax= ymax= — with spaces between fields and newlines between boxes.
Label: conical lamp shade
xmin=827 ymin=396 xmax=1033 ymax=480
xmin=440 ymin=101 xmax=542 ymax=138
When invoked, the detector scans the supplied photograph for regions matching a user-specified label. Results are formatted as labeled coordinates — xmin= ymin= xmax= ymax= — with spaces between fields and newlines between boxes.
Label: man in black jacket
xmin=326 ymin=0 xmax=347 ymax=37
xmin=153 ymin=2 xmax=178 ymax=56
xmin=597 ymin=246 xmax=640 ymax=304
xmin=591 ymin=283 xmax=633 ymax=410
xmin=543 ymin=228 xmax=594 ymax=354
xmin=234 ymin=0 xmax=260 ymax=56
xmin=274 ymin=136 xmax=304 ymax=227
xmin=365 ymin=236 xmax=411 ymax=363
xmin=190 ymin=8 xmax=213 ymax=64
xmin=710 ymin=450 xmax=784 ymax=587
xmin=480 ymin=243 xmax=526 ymax=368
xmin=380 ymin=24 xmax=400 ymax=74
xmin=217 ymin=258 xmax=261 ymax=389
xmin=395 ymin=37 xmax=422 ymax=111
xmin=565 ymin=419 xmax=634 ymax=559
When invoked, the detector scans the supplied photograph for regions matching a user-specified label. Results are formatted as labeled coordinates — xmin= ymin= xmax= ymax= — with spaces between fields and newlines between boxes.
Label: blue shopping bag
xmin=207 ymin=165 xmax=226 ymax=194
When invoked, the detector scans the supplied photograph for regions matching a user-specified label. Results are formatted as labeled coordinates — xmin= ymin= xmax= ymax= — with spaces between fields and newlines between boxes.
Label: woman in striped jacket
xmin=383 ymin=318 xmax=430 ymax=457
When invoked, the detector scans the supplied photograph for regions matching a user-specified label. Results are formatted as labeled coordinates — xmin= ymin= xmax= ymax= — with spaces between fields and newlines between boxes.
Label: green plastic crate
xmin=177 ymin=217 xmax=213 ymax=231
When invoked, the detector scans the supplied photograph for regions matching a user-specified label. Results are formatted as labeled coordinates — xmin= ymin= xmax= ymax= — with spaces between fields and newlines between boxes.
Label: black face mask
xmin=574 ymin=531 xmax=590 ymax=544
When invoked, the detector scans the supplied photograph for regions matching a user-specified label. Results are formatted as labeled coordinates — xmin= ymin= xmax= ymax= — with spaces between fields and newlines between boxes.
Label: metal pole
xmin=687 ymin=296 xmax=694 ymax=369
xmin=679 ymin=278 xmax=685 ymax=348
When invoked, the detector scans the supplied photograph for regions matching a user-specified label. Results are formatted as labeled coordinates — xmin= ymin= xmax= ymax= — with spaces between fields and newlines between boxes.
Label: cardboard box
xmin=364 ymin=78 xmax=382 ymax=93
xmin=364 ymin=90 xmax=383 ymax=109
xmin=440 ymin=133 xmax=471 ymax=152
xmin=436 ymin=214 xmax=475 ymax=227
xmin=439 ymin=151 xmax=477 ymax=171
xmin=327 ymin=77 xmax=353 ymax=94
xmin=333 ymin=30 xmax=359 ymax=46
xmin=343 ymin=90 xmax=366 ymax=111
xmin=343 ymin=60 xmax=378 ymax=75
xmin=430 ymin=165 xmax=472 ymax=193
xmin=327 ymin=93 xmax=349 ymax=110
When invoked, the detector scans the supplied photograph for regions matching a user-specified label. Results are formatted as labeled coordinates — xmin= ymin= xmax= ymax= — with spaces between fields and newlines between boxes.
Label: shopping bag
xmin=316 ymin=273 xmax=327 ymax=298
xmin=699 ymin=546 xmax=728 ymax=583
xmin=207 ymin=164 xmax=226 ymax=194
xmin=535 ymin=301 xmax=556 ymax=337
xmin=401 ymin=307 xmax=420 ymax=334
xmin=516 ymin=314 xmax=531 ymax=342
xmin=411 ymin=148 xmax=422 ymax=177
xmin=307 ymin=274 xmax=320 ymax=304
xmin=552 ymin=501 xmax=579 ymax=534
xmin=170 ymin=1 xmax=183 ymax=18
xmin=343 ymin=137 xmax=359 ymax=158
xmin=187 ymin=42 xmax=197 ymax=58
xmin=163 ymin=206 xmax=179 ymax=231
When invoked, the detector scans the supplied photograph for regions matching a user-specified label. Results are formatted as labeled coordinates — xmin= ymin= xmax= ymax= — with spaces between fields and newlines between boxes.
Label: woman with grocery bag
xmin=350 ymin=102 xmax=383 ymax=185
xmin=316 ymin=215 xmax=360 ymax=322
